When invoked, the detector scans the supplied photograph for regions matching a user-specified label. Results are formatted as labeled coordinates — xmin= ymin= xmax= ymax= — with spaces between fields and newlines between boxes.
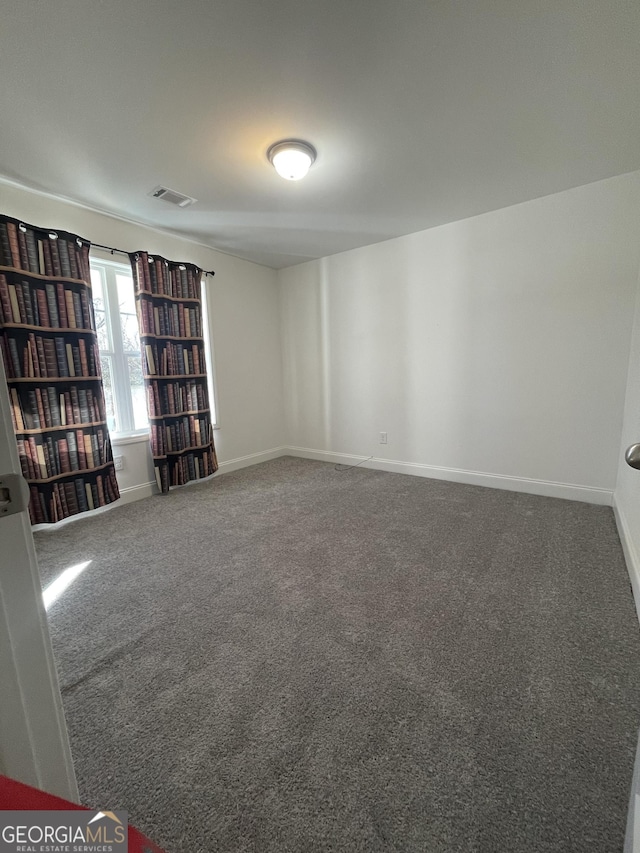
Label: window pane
xmin=127 ymin=355 xmax=147 ymax=430
xmin=201 ymin=284 xmax=217 ymax=424
xmin=116 ymin=274 xmax=136 ymax=314
xmin=94 ymin=309 xmax=109 ymax=351
xmin=91 ymin=269 xmax=110 ymax=349
xmin=90 ymin=260 xmax=149 ymax=436
xmin=100 ymin=356 xmax=117 ymax=433
xmin=91 ymin=268 xmax=104 ymax=306
xmin=120 ymin=312 xmax=140 ymax=351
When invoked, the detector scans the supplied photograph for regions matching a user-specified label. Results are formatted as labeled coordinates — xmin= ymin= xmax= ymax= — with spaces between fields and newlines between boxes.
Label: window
xmin=200 ymin=282 xmax=218 ymax=427
xmin=90 ymin=254 xmax=218 ymax=436
xmin=90 ymin=257 xmax=148 ymax=436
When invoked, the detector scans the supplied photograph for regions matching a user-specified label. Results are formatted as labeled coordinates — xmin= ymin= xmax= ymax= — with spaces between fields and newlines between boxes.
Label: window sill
xmin=111 ymin=432 xmax=150 ymax=446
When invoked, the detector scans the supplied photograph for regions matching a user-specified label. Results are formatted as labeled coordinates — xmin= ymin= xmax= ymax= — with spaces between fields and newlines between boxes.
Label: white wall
xmin=279 ymin=172 xmax=640 ymax=502
xmin=0 ymin=182 xmax=285 ymax=501
xmin=614 ymin=258 xmax=640 ymax=610
xmin=3 ymin=172 xmax=640 ymax=510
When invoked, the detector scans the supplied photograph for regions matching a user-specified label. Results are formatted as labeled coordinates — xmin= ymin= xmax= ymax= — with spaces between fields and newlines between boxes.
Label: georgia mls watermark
xmin=0 ymin=810 xmax=127 ymax=853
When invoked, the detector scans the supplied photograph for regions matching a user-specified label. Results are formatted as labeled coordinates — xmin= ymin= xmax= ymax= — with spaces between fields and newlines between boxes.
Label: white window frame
xmin=200 ymin=278 xmax=219 ymax=428
xmin=90 ymin=254 xmax=149 ymax=439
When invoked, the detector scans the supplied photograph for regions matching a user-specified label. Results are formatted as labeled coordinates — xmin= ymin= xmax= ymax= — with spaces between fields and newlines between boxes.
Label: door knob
xmin=625 ymin=443 xmax=640 ymax=470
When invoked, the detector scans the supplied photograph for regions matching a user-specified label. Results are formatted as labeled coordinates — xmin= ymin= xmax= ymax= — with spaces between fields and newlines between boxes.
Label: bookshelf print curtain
xmin=0 ymin=215 xmax=120 ymax=524
xmin=129 ymin=251 xmax=218 ymax=493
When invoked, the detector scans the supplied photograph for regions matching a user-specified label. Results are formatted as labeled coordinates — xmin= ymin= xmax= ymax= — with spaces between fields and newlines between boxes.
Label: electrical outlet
xmin=114 ymin=456 xmax=124 ymax=471
xmin=379 ymin=432 xmax=388 ymax=444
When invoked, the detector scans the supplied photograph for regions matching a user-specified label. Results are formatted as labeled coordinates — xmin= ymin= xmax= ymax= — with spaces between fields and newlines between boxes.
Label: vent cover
xmin=148 ymin=186 xmax=197 ymax=208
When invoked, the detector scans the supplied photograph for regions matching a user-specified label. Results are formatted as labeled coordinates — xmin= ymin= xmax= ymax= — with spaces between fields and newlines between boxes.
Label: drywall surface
xmin=279 ymin=172 xmax=640 ymax=497
xmin=0 ymin=182 xmax=285 ymax=495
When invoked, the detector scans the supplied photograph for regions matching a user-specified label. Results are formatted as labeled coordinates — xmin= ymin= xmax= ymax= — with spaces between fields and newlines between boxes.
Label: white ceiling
xmin=0 ymin=0 xmax=638 ymax=269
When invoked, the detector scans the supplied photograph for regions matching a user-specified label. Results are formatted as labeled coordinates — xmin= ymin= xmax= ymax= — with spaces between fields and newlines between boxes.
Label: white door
xmin=0 ymin=354 xmax=77 ymax=800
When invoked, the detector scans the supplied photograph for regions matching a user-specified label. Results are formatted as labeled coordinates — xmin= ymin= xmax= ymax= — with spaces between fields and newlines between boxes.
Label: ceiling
xmin=0 ymin=0 xmax=638 ymax=269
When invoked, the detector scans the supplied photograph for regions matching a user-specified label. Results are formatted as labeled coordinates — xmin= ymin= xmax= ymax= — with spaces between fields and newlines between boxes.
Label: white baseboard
xmin=32 ymin=480 xmax=158 ymax=531
xmin=114 ymin=449 xmax=289 ymax=498
xmin=216 ymin=446 xmax=287 ymax=474
xmin=102 ymin=449 xmax=288 ymax=507
xmin=613 ymin=496 xmax=640 ymax=623
xmin=284 ymin=446 xmax=613 ymax=506
xmin=33 ymin=447 xmax=613 ymax=531
xmin=118 ymin=481 xmax=158 ymax=504
xmin=34 ymin=449 xmax=290 ymax=529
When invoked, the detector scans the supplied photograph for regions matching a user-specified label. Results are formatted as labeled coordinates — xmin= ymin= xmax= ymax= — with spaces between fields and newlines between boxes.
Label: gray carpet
xmin=34 ymin=456 xmax=640 ymax=852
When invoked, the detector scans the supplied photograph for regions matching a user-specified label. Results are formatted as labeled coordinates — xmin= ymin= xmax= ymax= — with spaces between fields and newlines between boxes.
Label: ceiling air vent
xmin=148 ymin=186 xmax=197 ymax=208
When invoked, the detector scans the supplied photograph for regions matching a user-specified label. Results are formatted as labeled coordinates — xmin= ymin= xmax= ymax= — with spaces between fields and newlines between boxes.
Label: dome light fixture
xmin=267 ymin=139 xmax=316 ymax=181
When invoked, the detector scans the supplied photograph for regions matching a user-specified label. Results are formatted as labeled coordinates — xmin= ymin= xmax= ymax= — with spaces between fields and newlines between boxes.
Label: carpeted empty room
xmin=34 ymin=456 xmax=640 ymax=852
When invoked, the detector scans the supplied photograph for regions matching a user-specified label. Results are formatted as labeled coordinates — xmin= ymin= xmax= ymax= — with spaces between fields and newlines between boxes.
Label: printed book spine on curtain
xmin=130 ymin=250 xmax=217 ymax=492
xmin=0 ymin=214 xmax=120 ymax=523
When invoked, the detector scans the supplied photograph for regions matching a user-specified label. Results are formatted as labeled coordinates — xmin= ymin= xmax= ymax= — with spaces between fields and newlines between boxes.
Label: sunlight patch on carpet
xmin=43 ymin=560 xmax=92 ymax=611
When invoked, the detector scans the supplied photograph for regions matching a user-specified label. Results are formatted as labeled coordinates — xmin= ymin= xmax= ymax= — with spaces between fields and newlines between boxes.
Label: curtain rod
xmin=91 ymin=242 xmax=215 ymax=276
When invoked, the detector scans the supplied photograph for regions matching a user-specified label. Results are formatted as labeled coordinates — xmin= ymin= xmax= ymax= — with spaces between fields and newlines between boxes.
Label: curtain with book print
xmin=0 ymin=215 xmax=120 ymax=524
xmin=129 ymin=251 xmax=218 ymax=493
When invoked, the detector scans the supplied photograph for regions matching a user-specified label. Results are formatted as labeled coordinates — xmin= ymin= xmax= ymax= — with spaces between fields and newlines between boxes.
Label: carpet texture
xmin=35 ymin=456 xmax=640 ymax=852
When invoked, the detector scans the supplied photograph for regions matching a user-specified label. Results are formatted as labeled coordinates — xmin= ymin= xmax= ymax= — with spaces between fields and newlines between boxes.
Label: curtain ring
xmin=76 ymin=237 xmax=83 ymax=247
xmin=18 ymin=222 xmax=27 ymax=233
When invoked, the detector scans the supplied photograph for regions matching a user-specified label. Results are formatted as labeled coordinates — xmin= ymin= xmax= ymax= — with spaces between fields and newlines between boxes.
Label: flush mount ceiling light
xmin=267 ymin=139 xmax=316 ymax=181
